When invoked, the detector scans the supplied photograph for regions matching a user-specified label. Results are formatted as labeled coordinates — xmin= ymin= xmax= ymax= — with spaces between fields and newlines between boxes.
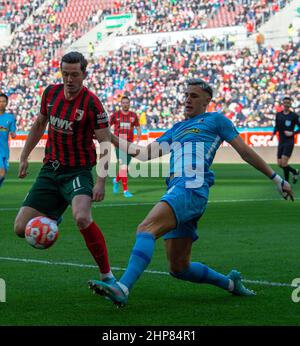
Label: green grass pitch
xmin=0 ymin=162 xmax=299 ymax=326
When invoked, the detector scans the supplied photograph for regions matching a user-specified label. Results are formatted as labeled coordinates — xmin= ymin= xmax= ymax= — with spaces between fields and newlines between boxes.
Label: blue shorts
xmin=0 ymin=157 xmax=8 ymax=171
xmin=160 ymin=185 xmax=208 ymax=242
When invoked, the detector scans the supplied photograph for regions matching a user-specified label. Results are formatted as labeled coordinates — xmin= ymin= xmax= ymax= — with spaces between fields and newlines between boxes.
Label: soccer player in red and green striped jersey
xmin=110 ymin=96 xmax=141 ymax=197
xmin=14 ymin=52 xmax=115 ymax=284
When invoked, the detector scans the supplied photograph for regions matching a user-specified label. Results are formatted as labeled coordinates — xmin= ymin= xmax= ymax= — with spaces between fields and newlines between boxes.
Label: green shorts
xmin=115 ymin=148 xmax=132 ymax=165
xmin=22 ymin=163 xmax=94 ymax=220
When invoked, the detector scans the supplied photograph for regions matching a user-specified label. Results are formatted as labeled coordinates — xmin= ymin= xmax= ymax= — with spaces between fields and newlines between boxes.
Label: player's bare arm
xmin=229 ymin=135 xmax=294 ymax=201
xmin=93 ymin=127 xmax=111 ymax=201
xmin=18 ymin=113 xmax=48 ymax=178
xmin=111 ymin=133 xmax=169 ymax=161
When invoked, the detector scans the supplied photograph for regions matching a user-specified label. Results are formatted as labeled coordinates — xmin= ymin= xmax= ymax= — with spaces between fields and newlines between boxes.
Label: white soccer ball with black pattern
xmin=25 ymin=216 xmax=59 ymax=249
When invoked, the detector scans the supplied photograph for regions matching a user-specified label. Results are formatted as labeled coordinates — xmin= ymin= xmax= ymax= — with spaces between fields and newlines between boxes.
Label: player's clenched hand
xmin=281 ymin=180 xmax=294 ymax=201
xmin=272 ymin=174 xmax=294 ymax=201
xmin=18 ymin=159 xmax=28 ymax=178
xmin=93 ymin=179 xmax=105 ymax=202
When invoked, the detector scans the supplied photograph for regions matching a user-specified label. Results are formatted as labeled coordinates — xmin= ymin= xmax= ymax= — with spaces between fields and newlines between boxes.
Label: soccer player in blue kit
xmin=89 ymin=79 xmax=294 ymax=307
xmin=0 ymin=93 xmax=16 ymax=188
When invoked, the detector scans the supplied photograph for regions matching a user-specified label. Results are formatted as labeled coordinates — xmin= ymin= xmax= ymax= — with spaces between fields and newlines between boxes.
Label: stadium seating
xmin=0 ymin=0 xmax=45 ymax=31
xmin=0 ymin=0 xmax=298 ymax=132
xmin=1 ymin=36 xmax=299 ymax=131
xmin=207 ymin=4 xmax=245 ymax=28
xmin=112 ymin=0 xmax=291 ymax=35
xmin=55 ymin=0 xmax=107 ymax=30
xmin=0 ymin=0 xmax=29 ymax=15
xmin=1 ymin=0 xmax=291 ymax=58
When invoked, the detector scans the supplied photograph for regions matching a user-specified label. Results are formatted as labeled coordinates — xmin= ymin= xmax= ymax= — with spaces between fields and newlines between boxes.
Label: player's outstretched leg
xmin=89 ymin=232 xmax=156 ymax=307
xmin=227 ymin=270 xmax=256 ymax=296
xmin=170 ymin=262 xmax=255 ymax=296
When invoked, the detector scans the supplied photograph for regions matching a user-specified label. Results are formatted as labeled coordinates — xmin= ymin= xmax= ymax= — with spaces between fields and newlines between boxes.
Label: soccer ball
xmin=25 ymin=216 xmax=59 ymax=249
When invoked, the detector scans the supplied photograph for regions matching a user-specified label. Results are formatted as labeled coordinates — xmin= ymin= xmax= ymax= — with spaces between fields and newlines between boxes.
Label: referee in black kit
xmin=271 ymin=96 xmax=300 ymax=183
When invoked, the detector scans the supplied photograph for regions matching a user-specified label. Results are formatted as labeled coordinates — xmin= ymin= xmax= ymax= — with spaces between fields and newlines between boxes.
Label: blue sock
xmin=120 ymin=232 xmax=155 ymax=290
xmin=171 ymin=262 xmax=230 ymax=290
xmin=0 ymin=176 xmax=5 ymax=187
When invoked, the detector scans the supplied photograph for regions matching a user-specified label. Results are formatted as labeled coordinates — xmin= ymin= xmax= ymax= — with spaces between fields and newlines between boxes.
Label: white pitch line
xmin=0 ymin=197 xmax=298 ymax=212
xmin=5 ymin=179 xmax=35 ymax=183
xmin=0 ymin=256 xmax=297 ymax=288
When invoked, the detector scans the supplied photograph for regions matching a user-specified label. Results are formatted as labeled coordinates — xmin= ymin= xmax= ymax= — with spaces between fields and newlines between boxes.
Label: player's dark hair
xmin=187 ymin=78 xmax=213 ymax=98
xmin=121 ymin=96 xmax=130 ymax=102
xmin=0 ymin=93 xmax=8 ymax=102
xmin=283 ymin=96 xmax=292 ymax=101
xmin=61 ymin=51 xmax=88 ymax=73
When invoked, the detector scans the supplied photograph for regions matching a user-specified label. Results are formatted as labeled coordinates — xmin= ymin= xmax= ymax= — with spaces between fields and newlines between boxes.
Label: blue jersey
xmin=156 ymin=112 xmax=238 ymax=196
xmin=0 ymin=112 xmax=16 ymax=158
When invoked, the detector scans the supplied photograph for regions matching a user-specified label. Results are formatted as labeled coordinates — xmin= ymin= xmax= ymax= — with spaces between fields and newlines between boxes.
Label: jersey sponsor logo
xmin=120 ymin=122 xmax=131 ymax=129
xmin=75 ymin=109 xmax=84 ymax=121
xmin=49 ymin=115 xmax=73 ymax=132
xmin=184 ymin=128 xmax=201 ymax=134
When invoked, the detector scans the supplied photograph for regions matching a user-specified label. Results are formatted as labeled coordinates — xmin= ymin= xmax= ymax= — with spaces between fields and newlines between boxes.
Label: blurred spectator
xmin=288 ymin=23 xmax=295 ymax=43
xmin=256 ymin=31 xmax=265 ymax=52
xmin=88 ymin=41 xmax=95 ymax=60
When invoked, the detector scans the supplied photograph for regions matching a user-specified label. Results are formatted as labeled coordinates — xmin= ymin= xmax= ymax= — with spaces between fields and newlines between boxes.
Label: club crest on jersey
xmin=285 ymin=120 xmax=291 ymax=127
xmin=75 ymin=109 xmax=84 ymax=121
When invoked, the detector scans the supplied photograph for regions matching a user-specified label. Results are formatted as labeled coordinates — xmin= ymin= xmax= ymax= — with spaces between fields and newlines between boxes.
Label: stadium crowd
xmin=0 ymin=0 xmax=292 ymax=63
xmin=0 ymin=0 xmax=47 ymax=32
xmin=1 ymin=36 xmax=299 ymax=131
xmin=0 ymin=0 xmax=299 ymax=131
xmin=110 ymin=0 xmax=291 ymax=35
